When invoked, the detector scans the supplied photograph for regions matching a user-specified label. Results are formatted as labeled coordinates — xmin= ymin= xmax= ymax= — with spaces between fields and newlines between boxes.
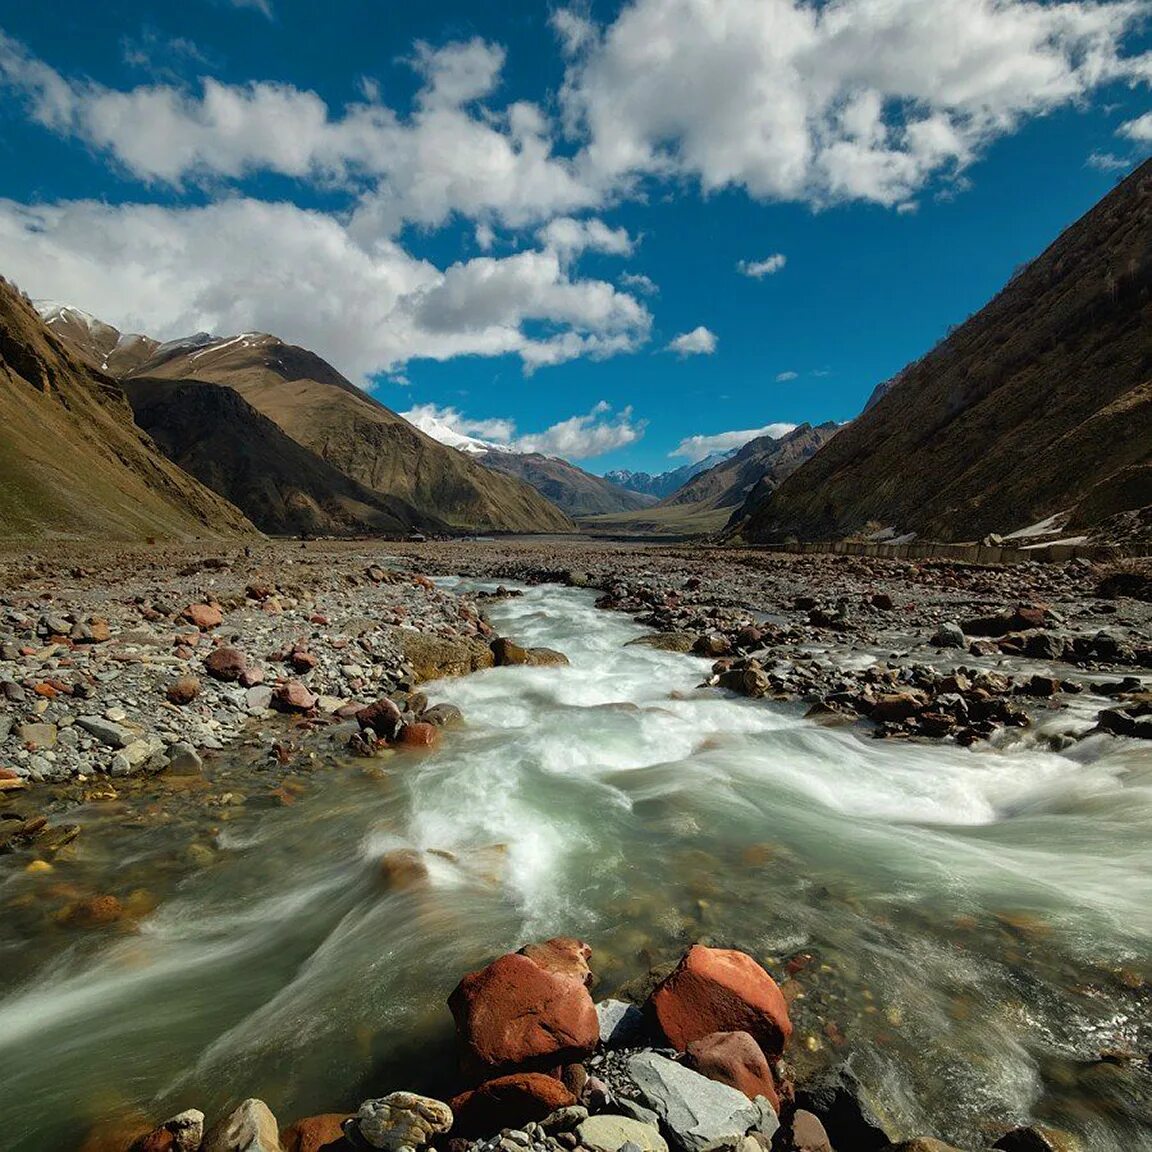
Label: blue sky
xmin=0 ymin=0 xmax=1149 ymax=476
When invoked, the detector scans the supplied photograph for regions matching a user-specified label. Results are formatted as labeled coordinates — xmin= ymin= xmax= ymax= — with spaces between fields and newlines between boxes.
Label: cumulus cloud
xmin=666 ymin=326 xmax=717 ymax=355
xmin=1118 ymin=111 xmax=1152 ymax=140
xmin=559 ymin=0 xmax=1152 ymax=207
xmin=775 ymin=370 xmax=799 ymax=382
xmin=670 ymin=423 xmax=798 ymax=461
xmin=0 ymin=198 xmax=651 ymax=379
xmin=537 ymin=216 xmax=634 ymax=260
xmin=739 ymin=253 xmax=787 ymax=278
xmin=402 ymin=400 xmax=644 ymax=459
xmin=620 ymin=271 xmax=658 ymax=294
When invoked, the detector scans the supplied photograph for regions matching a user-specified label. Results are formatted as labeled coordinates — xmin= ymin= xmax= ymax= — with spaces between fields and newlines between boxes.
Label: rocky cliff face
xmin=0 ymin=279 xmax=253 ymax=541
xmin=741 ymin=160 xmax=1152 ymax=544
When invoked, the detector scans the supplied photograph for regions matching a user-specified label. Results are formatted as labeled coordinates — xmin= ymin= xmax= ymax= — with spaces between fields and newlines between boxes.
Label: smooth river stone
xmin=353 ymin=1093 xmax=452 ymax=1151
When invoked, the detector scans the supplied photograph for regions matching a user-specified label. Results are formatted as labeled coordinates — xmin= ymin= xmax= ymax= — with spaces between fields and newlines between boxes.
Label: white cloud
xmin=670 ymin=423 xmax=798 ymax=461
xmin=1087 ymin=149 xmax=1133 ymax=169
xmin=667 ymin=325 xmax=717 ymax=355
xmin=560 ymin=0 xmax=1152 ymax=207
xmin=229 ymin=0 xmax=274 ymax=18
xmin=775 ymin=370 xmax=798 ymax=382
xmin=402 ymin=401 xmax=644 ymax=460
xmin=1118 ymin=111 xmax=1152 ymax=140
xmin=0 ymin=198 xmax=651 ymax=380
xmin=620 ymin=271 xmax=658 ymax=294
xmin=537 ymin=216 xmax=634 ymax=260
xmin=738 ymin=253 xmax=787 ymax=278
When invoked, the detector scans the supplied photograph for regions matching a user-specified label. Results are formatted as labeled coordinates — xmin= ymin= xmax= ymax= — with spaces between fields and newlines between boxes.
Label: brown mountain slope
xmin=123 ymin=377 xmax=447 ymax=537
xmin=477 ymin=451 xmax=658 ymax=515
xmin=36 ymin=303 xmax=160 ymax=376
xmin=124 ymin=335 xmax=575 ymax=535
xmin=741 ymin=161 xmax=1152 ymax=544
xmin=0 ymin=279 xmax=254 ymax=542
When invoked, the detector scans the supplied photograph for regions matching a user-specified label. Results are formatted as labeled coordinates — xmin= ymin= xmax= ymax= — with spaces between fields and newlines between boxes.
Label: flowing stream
xmin=1 ymin=582 xmax=1150 ymax=1151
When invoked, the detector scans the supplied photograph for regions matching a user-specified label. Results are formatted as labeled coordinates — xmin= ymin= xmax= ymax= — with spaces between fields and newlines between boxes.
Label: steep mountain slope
xmin=36 ymin=303 xmax=159 ymax=376
xmin=124 ymin=377 xmax=445 ymax=537
xmin=475 ymin=451 xmax=658 ymax=516
xmin=741 ymin=160 xmax=1152 ymax=543
xmin=79 ymin=330 xmax=574 ymax=535
xmin=0 ymin=279 xmax=253 ymax=541
xmin=582 ymin=423 xmax=837 ymax=536
xmin=604 ymin=452 xmax=734 ymax=498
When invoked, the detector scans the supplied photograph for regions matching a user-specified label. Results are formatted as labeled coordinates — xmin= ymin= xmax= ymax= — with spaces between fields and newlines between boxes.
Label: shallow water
xmin=1 ymin=583 xmax=1150 ymax=1151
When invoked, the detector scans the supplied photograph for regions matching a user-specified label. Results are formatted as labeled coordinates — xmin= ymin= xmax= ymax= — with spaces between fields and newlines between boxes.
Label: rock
xmin=992 ymin=1126 xmax=1080 ymax=1152
xmin=890 ymin=1141 xmax=964 ymax=1152
xmin=77 ymin=715 xmax=133 ymax=749
xmin=794 ymin=1067 xmax=891 ymax=1152
xmin=167 ymin=743 xmax=204 ymax=775
xmin=353 ymin=1093 xmax=452 ymax=1151
xmin=450 ymin=1074 xmax=574 ymax=1137
xmin=273 ymin=681 xmax=317 ymax=712
xmin=647 ymin=945 xmax=792 ymax=1060
xmin=134 ymin=1110 xmax=205 ymax=1152
xmin=423 ymin=703 xmax=464 ymax=728
xmin=357 ymin=698 xmax=403 ymax=741
xmin=184 ymin=603 xmax=224 ymax=631
xmin=203 ymin=1100 xmax=281 ymax=1152
xmin=578 ymin=1116 xmax=668 ymax=1152
xmin=627 ymin=1052 xmax=775 ymax=1152
xmin=527 ymin=648 xmax=570 ymax=667
xmin=492 ymin=638 xmax=531 ymax=666
xmin=519 ymin=937 xmax=593 ymax=987
xmin=167 ymin=676 xmax=202 ymax=705
xmin=247 ymin=685 xmax=275 ymax=712
xmin=564 ymin=571 xmax=591 ymax=588
xmin=626 ymin=633 xmax=697 ymax=653
xmin=929 ymin=622 xmax=965 ymax=648
xmin=17 ymin=721 xmax=58 ymax=748
xmin=398 ymin=722 xmax=440 ymax=748
xmin=392 ymin=631 xmax=495 ymax=681
xmin=280 ymin=1114 xmax=351 ymax=1152
xmin=64 ymin=894 xmax=125 ymax=927
xmin=685 ymin=1031 xmax=779 ymax=1112
xmin=596 ymin=999 xmax=647 ymax=1047
xmin=614 ymin=1099 xmax=661 ymax=1129
xmin=448 ymin=947 xmax=599 ymax=1076
xmin=1021 ymin=675 xmax=1061 ymax=698
xmin=870 ymin=693 xmax=925 ymax=722
xmin=204 ymin=647 xmax=247 ymax=682
xmin=111 ymin=736 xmax=166 ymax=776
xmin=694 ymin=634 xmax=732 ymax=658
xmin=789 ymin=1111 xmax=833 ymax=1152
xmin=378 ymin=849 xmax=430 ymax=890
xmin=717 ymin=668 xmax=770 ymax=699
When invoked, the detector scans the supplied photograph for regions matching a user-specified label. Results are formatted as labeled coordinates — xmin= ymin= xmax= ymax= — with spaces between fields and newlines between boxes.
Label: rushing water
xmin=1 ymin=583 xmax=1150 ymax=1152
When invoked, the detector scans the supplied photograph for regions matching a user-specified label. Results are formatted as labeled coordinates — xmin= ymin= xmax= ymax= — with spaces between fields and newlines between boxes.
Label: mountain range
xmin=603 ymin=454 xmax=735 ymax=499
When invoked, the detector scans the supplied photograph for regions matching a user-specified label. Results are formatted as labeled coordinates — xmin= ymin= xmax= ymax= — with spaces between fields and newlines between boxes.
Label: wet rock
xmin=992 ymin=1126 xmax=1080 ymax=1152
xmin=184 ymin=603 xmax=224 ymax=631
xmin=423 ymin=703 xmax=464 ymax=728
xmin=378 ymin=849 xmax=431 ymax=890
xmin=891 ymin=1141 xmax=964 ymax=1152
xmin=869 ymin=693 xmax=925 ymax=723
xmin=450 ymin=1074 xmax=574 ymax=1137
xmin=519 ymin=937 xmax=593 ymax=987
xmin=398 ymin=722 xmax=440 ymax=748
xmin=133 ymin=1110 xmax=205 ymax=1152
xmin=393 ymin=631 xmax=495 ymax=681
xmin=203 ymin=1100 xmax=282 ymax=1152
xmin=167 ymin=743 xmax=204 ymax=775
xmin=492 ymin=638 xmax=530 ymax=666
xmin=1021 ymin=675 xmax=1061 ymax=698
xmin=647 ymin=945 xmax=792 ymax=1059
xmin=63 ymin=894 xmax=125 ymax=927
xmin=717 ymin=668 xmax=770 ymax=699
xmin=684 ymin=1031 xmax=780 ymax=1112
xmin=694 ymin=634 xmax=732 ymax=658
xmin=929 ymin=622 xmax=965 ymax=648
xmin=627 ymin=633 xmax=697 ymax=653
xmin=167 ymin=676 xmax=202 ymax=705
xmin=357 ymin=697 xmax=403 ymax=741
xmin=794 ymin=1066 xmax=891 ymax=1152
xmin=527 ymin=647 xmax=570 ymax=667
xmin=578 ymin=1116 xmax=668 ymax=1152
xmin=626 ymin=1052 xmax=777 ymax=1152
xmin=448 ymin=946 xmax=599 ymax=1076
xmin=596 ymin=999 xmax=647 ymax=1047
xmin=352 ymin=1093 xmax=452 ymax=1151
xmin=111 ymin=736 xmax=166 ymax=776
xmin=280 ymin=1114 xmax=351 ymax=1152
xmin=273 ymin=681 xmax=317 ymax=713
xmin=204 ymin=647 xmax=247 ymax=682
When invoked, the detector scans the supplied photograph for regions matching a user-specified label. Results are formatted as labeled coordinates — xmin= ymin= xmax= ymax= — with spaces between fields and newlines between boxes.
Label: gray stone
xmin=354 ymin=1092 xmax=453 ymax=1151
xmin=597 ymin=998 xmax=647 ymax=1047
xmin=167 ymin=742 xmax=204 ymax=775
xmin=17 ymin=722 xmax=57 ymax=748
xmin=246 ymin=685 xmax=274 ymax=713
xmin=423 ymin=703 xmax=464 ymax=728
xmin=929 ymin=622 xmax=965 ymax=649
xmin=110 ymin=736 xmax=166 ymax=776
xmin=0 ymin=714 xmax=13 ymax=741
xmin=76 ymin=715 xmax=133 ymax=749
xmin=614 ymin=1100 xmax=661 ymax=1129
xmin=202 ymin=1098 xmax=280 ymax=1152
xmin=160 ymin=1109 xmax=206 ymax=1152
xmin=579 ymin=1116 xmax=668 ymax=1152
xmin=628 ymin=1053 xmax=765 ymax=1152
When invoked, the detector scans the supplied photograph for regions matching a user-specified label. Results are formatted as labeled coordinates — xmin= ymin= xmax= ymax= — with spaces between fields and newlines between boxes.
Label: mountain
xmin=123 ymin=377 xmax=445 ymax=537
xmin=475 ymin=451 xmax=658 ymax=516
xmin=581 ymin=424 xmax=836 ymax=537
xmin=0 ymin=279 xmax=253 ymax=540
xmin=739 ymin=161 xmax=1152 ymax=545
xmin=42 ymin=316 xmax=575 ymax=536
xmin=36 ymin=303 xmax=160 ymax=376
xmin=603 ymin=452 xmax=734 ymax=498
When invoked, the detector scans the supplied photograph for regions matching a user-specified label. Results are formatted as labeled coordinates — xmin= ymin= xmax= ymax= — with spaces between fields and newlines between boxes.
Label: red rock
xmin=204 ymin=647 xmax=247 ymax=682
xmin=132 ymin=1129 xmax=176 ymax=1152
xmin=450 ymin=1073 xmax=575 ymax=1137
xmin=273 ymin=681 xmax=317 ymax=712
xmin=184 ymin=603 xmax=223 ymax=630
xmin=647 ymin=944 xmax=793 ymax=1059
xmin=280 ymin=1114 xmax=352 ymax=1152
xmin=289 ymin=649 xmax=318 ymax=672
xmin=684 ymin=1030 xmax=780 ymax=1112
xmin=870 ymin=693 xmax=925 ymax=722
xmin=356 ymin=697 xmax=402 ymax=740
xmin=398 ymin=722 xmax=440 ymax=748
xmin=791 ymin=1110 xmax=833 ymax=1152
xmin=518 ymin=938 xmax=593 ymax=988
xmin=167 ymin=676 xmax=201 ymax=705
xmin=449 ymin=949 xmax=599 ymax=1077
xmin=239 ymin=666 xmax=265 ymax=688
xmin=64 ymin=894 xmax=124 ymax=926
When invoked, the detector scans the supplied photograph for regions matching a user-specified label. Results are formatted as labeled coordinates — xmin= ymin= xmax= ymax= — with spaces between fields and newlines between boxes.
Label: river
xmin=1 ymin=581 xmax=1150 ymax=1151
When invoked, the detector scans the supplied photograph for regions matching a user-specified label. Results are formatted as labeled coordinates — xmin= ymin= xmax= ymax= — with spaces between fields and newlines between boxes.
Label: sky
xmin=0 ymin=0 xmax=1149 ymax=477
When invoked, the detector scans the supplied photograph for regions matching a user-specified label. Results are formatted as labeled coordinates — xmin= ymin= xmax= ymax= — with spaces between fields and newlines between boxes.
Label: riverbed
xmin=1 ymin=581 xmax=1150 ymax=1151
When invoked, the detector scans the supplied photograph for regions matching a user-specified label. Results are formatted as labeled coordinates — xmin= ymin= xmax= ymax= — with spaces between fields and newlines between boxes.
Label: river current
xmin=1 ymin=582 xmax=1149 ymax=1151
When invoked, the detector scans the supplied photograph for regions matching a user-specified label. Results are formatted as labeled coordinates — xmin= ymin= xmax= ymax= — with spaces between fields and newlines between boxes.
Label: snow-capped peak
xmin=403 ymin=408 xmax=515 ymax=456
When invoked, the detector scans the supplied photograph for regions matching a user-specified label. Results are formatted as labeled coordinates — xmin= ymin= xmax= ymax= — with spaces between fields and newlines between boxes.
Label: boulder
xmin=527 ymin=648 xmax=570 ymax=667
xmin=694 ymin=634 xmax=732 ymax=658
xmin=202 ymin=1099 xmax=281 ymax=1152
xmin=578 ymin=1116 xmax=668 ymax=1152
xmin=77 ymin=715 xmax=133 ymax=749
xmin=519 ymin=937 xmax=593 ymax=987
xmin=352 ymin=1094 xmax=452 ymax=1151
xmin=626 ymin=633 xmax=697 ymax=653
xmin=992 ymin=1126 xmax=1080 ymax=1152
xmin=492 ymin=638 xmax=531 ymax=666
xmin=450 ymin=1073 xmax=575 ymax=1137
xmin=626 ymin=1052 xmax=777 ymax=1152
xmin=929 ymin=622 xmax=965 ymax=649
xmin=398 ymin=722 xmax=440 ymax=748
xmin=167 ymin=676 xmax=202 ymax=705
xmin=794 ymin=1067 xmax=891 ymax=1152
xmin=280 ymin=1114 xmax=351 ymax=1152
xmin=423 ymin=703 xmax=464 ymax=728
xmin=870 ymin=693 xmax=925 ymax=723
xmin=392 ymin=631 xmax=495 ymax=681
xmin=684 ymin=1031 xmax=779 ymax=1112
xmin=449 ymin=947 xmax=599 ymax=1077
xmin=133 ymin=1110 xmax=205 ymax=1152
xmin=184 ymin=603 xmax=224 ymax=630
xmin=790 ymin=1111 xmax=833 ymax=1152
xmin=273 ymin=681 xmax=317 ymax=713
xmin=647 ymin=945 xmax=792 ymax=1060
xmin=204 ymin=647 xmax=247 ymax=682
xmin=378 ymin=849 xmax=431 ymax=890
xmin=596 ymin=999 xmax=647 ymax=1047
